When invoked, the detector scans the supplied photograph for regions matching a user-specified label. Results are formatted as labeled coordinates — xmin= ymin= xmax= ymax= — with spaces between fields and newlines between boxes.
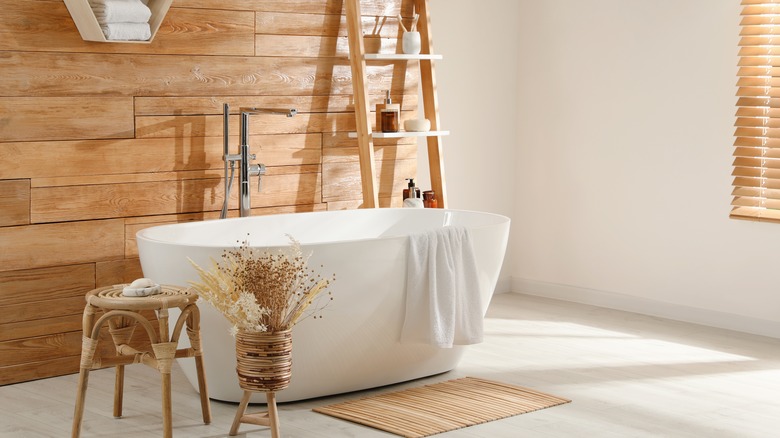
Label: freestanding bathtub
xmin=137 ymin=208 xmax=509 ymax=403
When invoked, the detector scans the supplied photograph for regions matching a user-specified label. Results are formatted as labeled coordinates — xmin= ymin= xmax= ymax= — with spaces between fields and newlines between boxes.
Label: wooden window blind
xmin=733 ymin=0 xmax=780 ymax=222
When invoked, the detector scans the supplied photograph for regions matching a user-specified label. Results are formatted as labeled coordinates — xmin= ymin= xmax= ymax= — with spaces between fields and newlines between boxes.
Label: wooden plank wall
xmin=0 ymin=0 xmax=421 ymax=385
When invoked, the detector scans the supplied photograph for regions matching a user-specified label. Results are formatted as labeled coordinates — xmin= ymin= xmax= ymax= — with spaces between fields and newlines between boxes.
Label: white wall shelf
xmin=364 ymin=54 xmax=443 ymax=61
xmin=348 ymin=130 xmax=450 ymax=139
xmin=63 ymin=0 xmax=172 ymax=43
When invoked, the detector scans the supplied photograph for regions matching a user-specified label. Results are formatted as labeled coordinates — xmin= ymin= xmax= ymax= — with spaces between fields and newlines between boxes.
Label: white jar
xmin=402 ymin=31 xmax=421 ymax=55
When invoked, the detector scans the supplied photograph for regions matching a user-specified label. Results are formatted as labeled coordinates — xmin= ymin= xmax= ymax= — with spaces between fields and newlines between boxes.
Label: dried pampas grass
xmin=189 ymin=235 xmax=334 ymax=334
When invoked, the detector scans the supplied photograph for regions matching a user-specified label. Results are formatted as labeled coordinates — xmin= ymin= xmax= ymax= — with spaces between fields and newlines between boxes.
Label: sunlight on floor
xmin=483 ymin=317 xmax=756 ymax=369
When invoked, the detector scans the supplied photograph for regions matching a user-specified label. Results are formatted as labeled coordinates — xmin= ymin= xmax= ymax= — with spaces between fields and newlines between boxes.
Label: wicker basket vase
xmin=234 ymin=329 xmax=293 ymax=393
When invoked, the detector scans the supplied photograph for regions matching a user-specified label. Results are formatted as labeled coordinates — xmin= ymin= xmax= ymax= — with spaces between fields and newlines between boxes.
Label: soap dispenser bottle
xmin=380 ymin=91 xmax=400 ymax=133
xmin=402 ymin=178 xmax=424 ymax=208
xmin=402 ymin=178 xmax=421 ymax=200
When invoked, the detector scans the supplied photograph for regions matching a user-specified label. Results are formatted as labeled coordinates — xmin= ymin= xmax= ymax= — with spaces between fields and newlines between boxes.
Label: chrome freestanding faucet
xmin=221 ymin=104 xmax=297 ymax=218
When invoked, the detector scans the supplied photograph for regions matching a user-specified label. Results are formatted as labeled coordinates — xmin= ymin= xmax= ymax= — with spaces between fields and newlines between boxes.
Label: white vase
xmin=402 ymin=31 xmax=421 ymax=55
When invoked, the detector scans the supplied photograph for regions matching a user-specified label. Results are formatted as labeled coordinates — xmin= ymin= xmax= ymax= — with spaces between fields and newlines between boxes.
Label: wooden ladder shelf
xmin=345 ymin=0 xmax=447 ymax=208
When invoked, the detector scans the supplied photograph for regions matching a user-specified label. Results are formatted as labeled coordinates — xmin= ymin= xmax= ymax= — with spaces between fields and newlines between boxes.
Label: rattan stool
xmin=71 ymin=284 xmax=211 ymax=438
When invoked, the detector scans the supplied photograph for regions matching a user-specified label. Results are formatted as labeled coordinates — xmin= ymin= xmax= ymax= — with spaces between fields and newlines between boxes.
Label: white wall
xmin=514 ymin=0 xmax=780 ymax=337
xmin=427 ymin=1 xmax=780 ymax=337
xmin=428 ymin=0 xmax=521 ymax=291
xmin=427 ymin=1 xmax=519 ymax=216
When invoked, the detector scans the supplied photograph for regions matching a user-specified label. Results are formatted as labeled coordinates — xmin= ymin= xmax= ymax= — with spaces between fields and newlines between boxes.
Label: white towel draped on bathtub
xmin=401 ymin=226 xmax=483 ymax=348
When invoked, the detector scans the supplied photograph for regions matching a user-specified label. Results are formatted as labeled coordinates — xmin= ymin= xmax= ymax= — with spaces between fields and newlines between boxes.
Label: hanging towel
xmin=101 ymin=22 xmax=151 ymax=41
xmin=90 ymin=0 xmax=152 ymax=24
xmin=400 ymin=226 xmax=484 ymax=348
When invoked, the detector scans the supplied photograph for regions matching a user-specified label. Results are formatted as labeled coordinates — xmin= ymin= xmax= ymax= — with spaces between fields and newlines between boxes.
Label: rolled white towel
xmin=122 ymin=278 xmax=162 ymax=297
xmin=101 ymin=22 xmax=151 ymax=41
xmin=90 ymin=0 xmax=152 ymax=24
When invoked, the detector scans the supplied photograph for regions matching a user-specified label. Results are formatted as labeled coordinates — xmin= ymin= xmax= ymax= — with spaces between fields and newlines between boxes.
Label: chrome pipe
xmin=221 ymin=103 xmax=230 ymax=219
xmin=239 ymin=111 xmax=252 ymax=218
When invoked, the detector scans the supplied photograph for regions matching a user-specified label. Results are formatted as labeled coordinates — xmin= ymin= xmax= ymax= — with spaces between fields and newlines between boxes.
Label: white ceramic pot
xmin=402 ymin=31 xmax=421 ymax=55
xmin=404 ymin=119 xmax=431 ymax=132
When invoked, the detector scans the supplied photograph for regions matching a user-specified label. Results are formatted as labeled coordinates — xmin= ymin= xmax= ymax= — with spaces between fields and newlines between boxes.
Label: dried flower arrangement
xmin=189 ymin=235 xmax=334 ymax=335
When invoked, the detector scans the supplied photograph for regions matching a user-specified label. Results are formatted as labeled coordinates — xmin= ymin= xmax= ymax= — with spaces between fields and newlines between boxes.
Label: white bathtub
xmin=137 ymin=208 xmax=509 ymax=403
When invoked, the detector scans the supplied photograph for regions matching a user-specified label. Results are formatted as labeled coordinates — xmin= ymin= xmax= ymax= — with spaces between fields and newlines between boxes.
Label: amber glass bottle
xmin=423 ymin=190 xmax=437 ymax=208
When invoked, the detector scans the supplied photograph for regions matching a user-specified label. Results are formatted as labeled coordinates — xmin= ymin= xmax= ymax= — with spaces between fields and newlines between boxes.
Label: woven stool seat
xmin=86 ymin=285 xmax=196 ymax=311
xmin=71 ymin=284 xmax=211 ymax=438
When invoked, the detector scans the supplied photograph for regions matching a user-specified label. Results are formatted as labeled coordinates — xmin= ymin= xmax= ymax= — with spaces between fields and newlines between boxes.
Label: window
xmin=733 ymin=0 xmax=780 ymax=222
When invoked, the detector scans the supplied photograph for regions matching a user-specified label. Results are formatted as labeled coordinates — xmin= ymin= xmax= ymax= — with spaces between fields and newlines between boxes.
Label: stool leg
xmin=229 ymin=390 xmax=252 ymax=436
xmin=71 ymin=368 xmax=91 ymax=438
xmin=194 ymin=355 xmax=211 ymax=424
xmin=72 ymin=304 xmax=99 ymax=438
xmin=161 ymin=371 xmax=172 ymax=438
xmin=154 ymin=306 xmax=175 ymax=438
xmin=152 ymin=341 xmax=177 ymax=438
xmin=186 ymin=307 xmax=211 ymax=425
xmin=113 ymin=364 xmax=125 ymax=418
xmin=108 ymin=316 xmax=136 ymax=419
xmin=267 ymin=391 xmax=280 ymax=438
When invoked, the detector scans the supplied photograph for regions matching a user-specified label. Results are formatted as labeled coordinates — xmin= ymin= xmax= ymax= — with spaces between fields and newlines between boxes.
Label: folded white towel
xmin=101 ymin=22 xmax=151 ymax=41
xmin=400 ymin=226 xmax=484 ymax=348
xmin=90 ymin=0 xmax=151 ymax=24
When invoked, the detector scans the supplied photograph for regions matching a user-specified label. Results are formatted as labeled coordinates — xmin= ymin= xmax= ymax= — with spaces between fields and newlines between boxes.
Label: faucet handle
xmin=254 ymin=164 xmax=267 ymax=192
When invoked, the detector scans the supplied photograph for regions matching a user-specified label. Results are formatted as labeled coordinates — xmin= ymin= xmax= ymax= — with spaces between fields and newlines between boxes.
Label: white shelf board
xmin=364 ymin=54 xmax=443 ymax=61
xmin=348 ymin=130 xmax=450 ymax=139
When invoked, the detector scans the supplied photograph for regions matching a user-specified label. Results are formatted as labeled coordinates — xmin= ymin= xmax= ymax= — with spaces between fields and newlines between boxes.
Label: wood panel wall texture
xmin=0 ymin=0 xmax=421 ymax=385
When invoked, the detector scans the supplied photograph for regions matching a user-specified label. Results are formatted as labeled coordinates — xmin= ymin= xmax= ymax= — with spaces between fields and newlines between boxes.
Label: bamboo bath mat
xmin=313 ymin=377 xmax=570 ymax=437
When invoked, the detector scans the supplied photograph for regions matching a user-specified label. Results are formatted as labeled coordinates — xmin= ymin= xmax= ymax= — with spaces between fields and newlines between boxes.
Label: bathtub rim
xmin=136 ymin=207 xmax=510 ymax=250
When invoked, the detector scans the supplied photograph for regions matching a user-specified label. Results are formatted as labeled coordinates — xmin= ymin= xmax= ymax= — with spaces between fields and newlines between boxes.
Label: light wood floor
xmin=2 ymin=293 xmax=779 ymax=437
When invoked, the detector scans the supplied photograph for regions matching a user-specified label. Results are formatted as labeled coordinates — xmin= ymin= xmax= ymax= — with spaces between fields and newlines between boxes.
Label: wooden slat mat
xmin=313 ymin=377 xmax=570 ymax=437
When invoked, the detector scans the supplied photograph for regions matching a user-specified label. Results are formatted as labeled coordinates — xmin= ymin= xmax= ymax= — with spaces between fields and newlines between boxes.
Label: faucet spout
xmin=239 ymin=107 xmax=297 ymax=118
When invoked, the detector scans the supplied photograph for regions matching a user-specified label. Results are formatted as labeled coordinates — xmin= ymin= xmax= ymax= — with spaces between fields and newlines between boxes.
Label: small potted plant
xmin=189 ymin=236 xmax=333 ymax=436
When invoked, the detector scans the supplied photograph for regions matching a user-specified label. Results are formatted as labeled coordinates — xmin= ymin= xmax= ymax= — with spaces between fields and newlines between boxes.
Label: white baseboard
xmin=493 ymin=275 xmax=512 ymax=295
xmin=511 ymin=277 xmax=780 ymax=339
